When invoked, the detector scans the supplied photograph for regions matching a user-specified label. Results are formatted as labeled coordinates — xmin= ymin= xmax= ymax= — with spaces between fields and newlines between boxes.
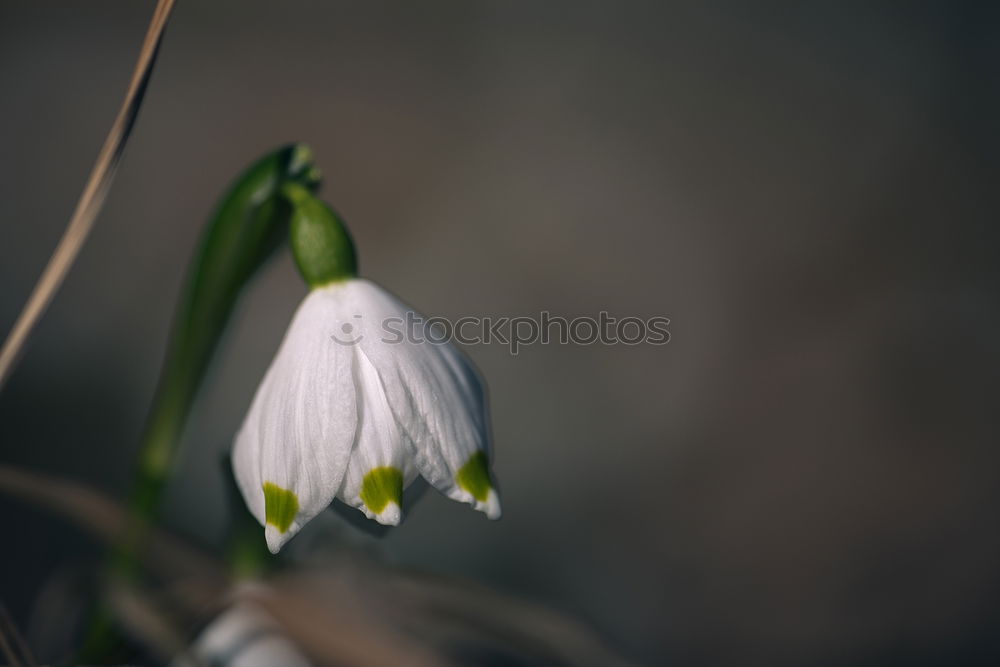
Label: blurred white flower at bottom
xmin=172 ymin=601 xmax=310 ymax=667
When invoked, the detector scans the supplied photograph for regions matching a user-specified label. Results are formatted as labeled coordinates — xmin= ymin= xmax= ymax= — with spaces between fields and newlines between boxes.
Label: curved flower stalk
xmin=233 ymin=183 xmax=500 ymax=553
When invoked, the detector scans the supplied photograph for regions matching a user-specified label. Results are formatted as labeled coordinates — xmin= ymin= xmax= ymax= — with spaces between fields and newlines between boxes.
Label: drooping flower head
xmin=233 ymin=183 xmax=500 ymax=553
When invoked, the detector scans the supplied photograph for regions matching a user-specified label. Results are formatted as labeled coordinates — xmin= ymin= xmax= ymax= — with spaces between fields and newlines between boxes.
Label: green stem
xmin=81 ymin=145 xmax=320 ymax=660
xmin=116 ymin=144 xmax=319 ymax=571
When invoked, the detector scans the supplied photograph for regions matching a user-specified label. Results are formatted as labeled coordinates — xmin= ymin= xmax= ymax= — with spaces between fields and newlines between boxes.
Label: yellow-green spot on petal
xmin=262 ymin=482 xmax=299 ymax=534
xmin=456 ymin=451 xmax=492 ymax=502
xmin=360 ymin=467 xmax=403 ymax=514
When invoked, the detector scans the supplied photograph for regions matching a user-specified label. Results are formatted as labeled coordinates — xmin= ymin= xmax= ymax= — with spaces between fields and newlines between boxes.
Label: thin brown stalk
xmin=0 ymin=604 xmax=35 ymax=667
xmin=0 ymin=618 xmax=23 ymax=667
xmin=0 ymin=0 xmax=177 ymax=390
xmin=0 ymin=463 xmax=221 ymax=581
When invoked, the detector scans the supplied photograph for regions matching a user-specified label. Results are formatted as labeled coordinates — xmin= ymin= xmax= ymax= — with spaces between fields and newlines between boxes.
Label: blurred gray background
xmin=2 ymin=1 xmax=1000 ymax=664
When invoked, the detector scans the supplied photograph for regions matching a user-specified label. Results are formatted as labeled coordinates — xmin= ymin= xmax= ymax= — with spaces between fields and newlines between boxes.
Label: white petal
xmin=232 ymin=285 xmax=359 ymax=553
xmin=348 ymin=280 xmax=501 ymax=519
xmin=337 ymin=347 xmax=417 ymax=524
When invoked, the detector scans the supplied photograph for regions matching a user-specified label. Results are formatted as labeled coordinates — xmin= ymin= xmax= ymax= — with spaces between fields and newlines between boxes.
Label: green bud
xmin=285 ymin=181 xmax=358 ymax=287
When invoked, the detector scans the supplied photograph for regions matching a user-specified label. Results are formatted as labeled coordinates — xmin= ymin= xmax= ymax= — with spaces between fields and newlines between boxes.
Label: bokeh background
xmin=2 ymin=1 xmax=1000 ymax=664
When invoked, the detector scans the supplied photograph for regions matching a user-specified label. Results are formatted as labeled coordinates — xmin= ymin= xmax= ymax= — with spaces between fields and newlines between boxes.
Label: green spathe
xmin=262 ymin=482 xmax=299 ymax=534
xmin=456 ymin=451 xmax=493 ymax=502
xmin=285 ymin=181 xmax=357 ymax=287
xmin=91 ymin=145 xmax=321 ymax=661
xmin=360 ymin=467 xmax=404 ymax=514
xmin=133 ymin=144 xmax=320 ymax=516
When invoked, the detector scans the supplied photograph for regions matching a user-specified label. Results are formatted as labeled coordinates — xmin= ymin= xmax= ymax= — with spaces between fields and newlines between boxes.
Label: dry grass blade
xmin=0 ymin=617 xmax=24 ymax=667
xmin=0 ymin=463 xmax=221 ymax=582
xmin=380 ymin=568 xmax=637 ymax=667
xmin=106 ymin=580 xmax=204 ymax=666
xmin=0 ymin=603 xmax=36 ymax=667
xmin=248 ymin=577 xmax=452 ymax=667
xmin=0 ymin=0 xmax=177 ymax=390
xmin=0 ymin=463 xmax=630 ymax=665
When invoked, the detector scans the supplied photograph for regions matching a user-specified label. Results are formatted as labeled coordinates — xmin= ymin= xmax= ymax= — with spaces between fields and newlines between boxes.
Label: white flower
xmin=233 ymin=278 xmax=500 ymax=553
xmin=173 ymin=602 xmax=310 ymax=667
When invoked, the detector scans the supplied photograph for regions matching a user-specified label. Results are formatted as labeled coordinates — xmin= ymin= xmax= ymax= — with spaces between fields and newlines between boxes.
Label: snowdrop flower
xmin=233 ymin=183 xmax=500 ymax=553
xmin=174 ymin=602 xmax=310 ymax=667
